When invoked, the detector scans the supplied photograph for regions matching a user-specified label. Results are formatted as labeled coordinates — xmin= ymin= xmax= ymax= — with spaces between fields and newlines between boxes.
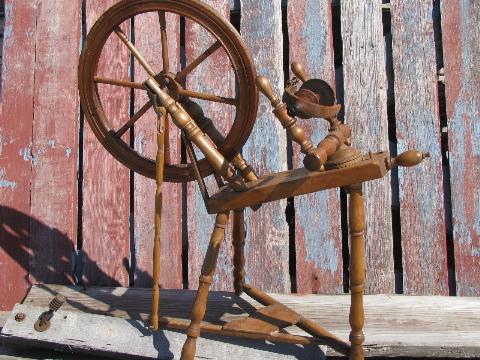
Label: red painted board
xmin=341 ymin=1 xmax=394 ymax=294
xmin=241 ymin=0 xmax=290 ymax=293
xmin=287 ymin=0 xmax=343 ymax=294
xmin=0 ymin=0 xmax=37 ymax=310
xmin=133 ymin=11 xmax=182 ymax=288
xmin=186 ymin=0 xmax=235 ymax=291
xmin=29 ymin=0 xmax=82 ymax=285
xmin=391 ymin=1 xmax=448 ymax=295
xmin=82 ymin=0 xmax=131 ymax=286
xmin=442 ymin=1 xmax=480 ymax=296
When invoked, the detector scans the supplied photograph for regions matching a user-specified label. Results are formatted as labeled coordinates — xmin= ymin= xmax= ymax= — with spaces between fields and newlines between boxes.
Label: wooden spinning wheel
xmin=78 ymin=1 xmax=429 ymax=360
xmin=78 ymin=0 xmax=258 ymax=182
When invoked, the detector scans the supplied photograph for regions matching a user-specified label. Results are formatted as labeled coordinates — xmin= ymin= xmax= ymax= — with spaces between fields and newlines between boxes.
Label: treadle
xmin=222 ymin=304 xmax=301 ymax=335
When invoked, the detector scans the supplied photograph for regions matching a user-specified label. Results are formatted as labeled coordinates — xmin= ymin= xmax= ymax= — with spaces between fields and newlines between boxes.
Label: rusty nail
xmin=15 ymin=313 xmax=26 ymax=322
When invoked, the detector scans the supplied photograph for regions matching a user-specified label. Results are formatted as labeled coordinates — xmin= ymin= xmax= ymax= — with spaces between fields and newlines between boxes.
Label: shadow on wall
xmin=0 ymin=205 xmax=135 ymax=309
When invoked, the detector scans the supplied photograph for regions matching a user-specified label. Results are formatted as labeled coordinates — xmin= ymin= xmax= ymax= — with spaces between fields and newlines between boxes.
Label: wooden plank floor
xmin=2 ymin=284 xmax=480 ymax=358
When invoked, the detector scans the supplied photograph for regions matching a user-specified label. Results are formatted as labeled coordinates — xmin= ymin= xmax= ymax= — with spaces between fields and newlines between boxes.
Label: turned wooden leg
xmin=151 ymin=115 xmax=165 ymax=331
xmin=232 ymin=209 xmax=246 ymax=295
xmin=348 ymin=184 xmax=365 ymax=360
xmin=180 ymin=212 xmax=229 ymax=360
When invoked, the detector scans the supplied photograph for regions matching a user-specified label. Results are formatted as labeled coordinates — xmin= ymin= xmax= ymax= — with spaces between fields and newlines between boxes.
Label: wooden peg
xmin=291 ymin=62 xmax=308 ymax=82
xmin=256 ymin=75 xmax=314 ymax=156
xmin=256 ymin=76 xmax=281 ymax=107
xmin=388 ymin=150 xmax=430 ymax=169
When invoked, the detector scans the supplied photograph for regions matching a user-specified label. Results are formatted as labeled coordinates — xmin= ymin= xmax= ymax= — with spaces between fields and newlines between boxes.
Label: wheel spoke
xmin=158 ymin=11 xmax=169 ymax=73
xmin=114 ymin=26 xmax=156 ymax=77
xmin=180 ymin=89 xmax=238 ymax=106
xmin=116 ymin=100 xmax=152 ymax=137
xmin=175 ymin=41 xmax=222 ymax=82
xmin=94 ymin=76 xmax=144 ymax=89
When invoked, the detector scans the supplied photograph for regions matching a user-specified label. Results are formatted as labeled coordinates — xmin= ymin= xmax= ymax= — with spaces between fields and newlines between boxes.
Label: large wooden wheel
xmin=79 ymin=0 xmax=258 ymax=182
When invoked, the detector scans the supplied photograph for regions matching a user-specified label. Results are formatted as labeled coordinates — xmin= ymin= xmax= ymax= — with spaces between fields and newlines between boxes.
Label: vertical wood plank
xmin=133 ymin=12 xmax=182 ymax=288
xmin=0 ymin=0 xmax=37 ymax=310
xmin=391 ymin=0 xmax=448 ymax=295
xmin=341 ymin=1 xmax=394 ymax=294
xmin=442 ymin=0 xmax=480 ymax=296
xmin=186 ymin=0 xmax=235 ymax=291
xmin=241 ymin=0 xmax=290 ymax=293
xmin=29 ymin=0 xmax=82 ymax=285
xmin=82 ymin=0 xmax=130 ymax=286
xmin=287 ymin=0 xmax=343 ymax=294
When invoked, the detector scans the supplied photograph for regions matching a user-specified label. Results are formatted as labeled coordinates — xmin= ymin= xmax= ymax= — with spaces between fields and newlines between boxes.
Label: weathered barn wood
xmin=442 ymin=0 xmax=480 ymax=296
xmin=287 ymin=0 xmax=343 ymax=294
xmin=17 ymin=284 xmax=480 ymax=358
xmin=29 ymin=0 xmax=82 ymax=286
xmin=240 ymin=0 xmax=290 ymax=293
xmin=341 ymin=0 xmax=394 ymax=294
xmin=185 ymin=0 xmax=235 ymax=291
xmin=0 ymin=0 xmax=37 ymax=310
xmin=133 ymin=10 xmax=182 ymax=288
xmin=391 ymin=1 xmax=448 ymax=295
xmin=1 ymin=0 xmax=480 ymax=316
xmin=2 ymin=303 xmax=323 ymax=360
xmin=82 ymin=0 xmax=131 ymax=286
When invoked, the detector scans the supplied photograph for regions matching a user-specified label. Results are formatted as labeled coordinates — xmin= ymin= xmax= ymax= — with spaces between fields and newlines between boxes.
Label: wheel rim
xmin=79 ymin=0 xmax=258 ymax=182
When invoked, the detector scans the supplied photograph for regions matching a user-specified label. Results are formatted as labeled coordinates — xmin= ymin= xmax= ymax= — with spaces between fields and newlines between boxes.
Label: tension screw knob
xmin=389 ymin=149 xmax=430 ymax=169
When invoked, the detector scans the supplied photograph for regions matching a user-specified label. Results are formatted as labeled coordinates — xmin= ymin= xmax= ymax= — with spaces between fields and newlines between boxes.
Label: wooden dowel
xmin=114 ymin=26 xmax=156 ymax=77
xmin=175 ymin=41 xmax=222 ymax=81
xmin=115 ymin=100 xmax=152 ymax=137
xmin=94 ymin=76 xmax=144 ymax=89
xmin=151 ymin=113 xmax=165 ymax=331
xmin=158 ymin=11 xmax=169 ymax=73
xmin=179 ymin=89 xmax=238 ymax=106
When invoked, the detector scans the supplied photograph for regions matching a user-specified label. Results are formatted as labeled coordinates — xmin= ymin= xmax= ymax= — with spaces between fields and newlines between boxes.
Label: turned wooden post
xmin=232 ymin=209 xmax=246 ymax=295
xmin=348 ymin=183 xmax=365 ymax=360
xmin=256 ymin=76 xmax=314 ymax=156
xmin=180 ymin=212 xmax=229 ymax=360
xmin=291 ymin=62 xmax=308 ymax=83
xmin=151 ymin=112 xmax=165 ymax=331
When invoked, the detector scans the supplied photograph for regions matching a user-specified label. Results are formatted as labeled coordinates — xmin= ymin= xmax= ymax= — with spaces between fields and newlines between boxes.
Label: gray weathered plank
xmin=240 ymin=0 xmax=290 ymax=293
xmin=442 ymin=0 xmax=480 ymax=296
xmin=340 ymin=0 xmax=394 ymax=294
xmin=185 ymin=0 xmax=235 ymax=291
xmin=390 ymin=0 xmax=448 ymax=295
xmin=287 ymin=0 xmax=343 ymax=294
xmin=1 ymin=304 xmax=324 ymax=360
xmin=21 ymin=284 xmax=480 ymax=357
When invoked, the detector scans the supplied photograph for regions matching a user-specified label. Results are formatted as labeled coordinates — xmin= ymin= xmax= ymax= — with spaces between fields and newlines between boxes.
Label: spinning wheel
xmin=78 ymin=0 xmax=258 ymax=182
xmin=78 ymin=1 xmax=429 ymax=360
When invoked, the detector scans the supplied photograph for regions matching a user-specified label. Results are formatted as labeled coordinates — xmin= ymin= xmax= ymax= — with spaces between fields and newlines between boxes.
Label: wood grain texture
xmin=82 ymin=0 xmax=131 ymax=286
xmin=2 ymin=304 xmax=324 ymax=360
xmin=442 ymin=1 xmax=480 ymax=296
xmin=24 ymin=284 xmax=480 ymax=357
xmin=29 ymin=0 xmax=82 ymax=286
xmin=0 ymin=0 xmax=37 ymax=310
xmin=133 ymin=11 xmax=182 ymax=288
xmin=391 ymin=1 xmax=448 ymax=295
xmin=287 ymin=0 xmax=343 ymax=294
xmin=186 ymin=0 xmax=235 ymax=291
xmin=240 ymin=0 xmax=290 ymax=293
xmin=340 ymin=1 xmax=394 ymax=294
